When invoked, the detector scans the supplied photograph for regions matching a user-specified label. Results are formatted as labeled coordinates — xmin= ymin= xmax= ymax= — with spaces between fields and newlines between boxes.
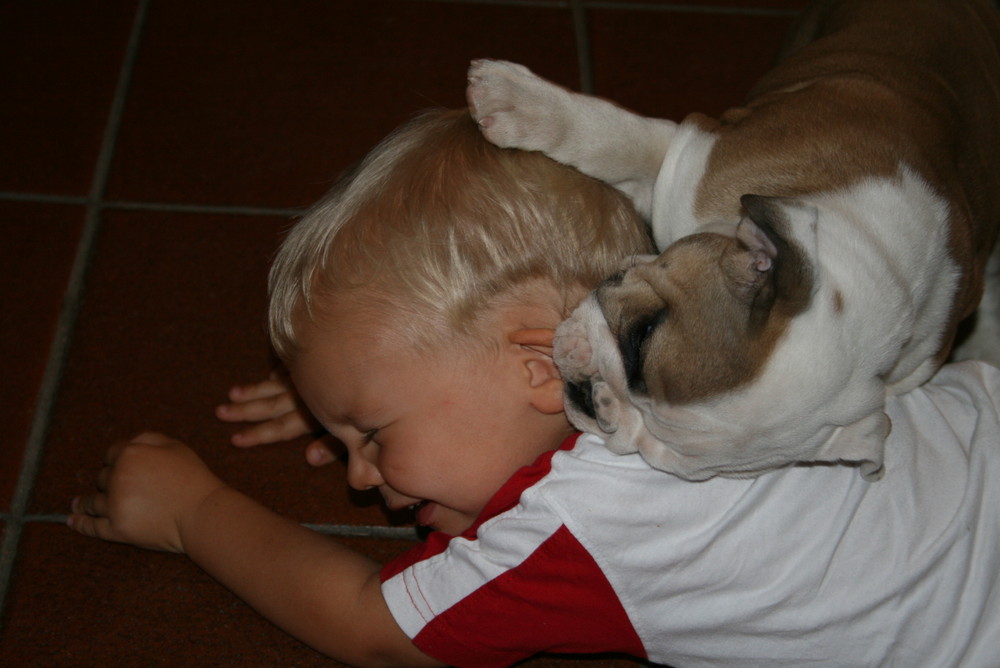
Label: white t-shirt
xmin=381 ymin=361 xmax=1000 ymax=667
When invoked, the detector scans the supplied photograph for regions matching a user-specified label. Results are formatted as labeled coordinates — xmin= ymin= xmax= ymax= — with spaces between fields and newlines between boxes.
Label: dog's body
xmin=467 ymin=0 xmax=1000 ymax=480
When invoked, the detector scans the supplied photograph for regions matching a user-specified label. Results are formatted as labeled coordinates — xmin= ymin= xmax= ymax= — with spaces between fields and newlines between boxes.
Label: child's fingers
xmin=230 ymin=411 xmax=315 ymax=448
xmin=67 ymin=513 xmax=115 ymax=542
xmin=96 ymin=466 xmax=112 ymax=492
xmin=226 ymin=378 xmax=291 ymax=403
xmin=72 ymin=492 xmax=109 ymax=518
xmin=305 ymin=438 xmax=339 ymax=467
xmin=216 ymin=390 xmax=298 ymax=423
xmin=102 ymin=439 xmax=131 ymax=466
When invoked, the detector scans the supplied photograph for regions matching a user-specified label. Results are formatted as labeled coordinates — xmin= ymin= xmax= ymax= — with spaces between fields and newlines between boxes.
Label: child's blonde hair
xmin=268 ymin=109 xmax=653 ymax=361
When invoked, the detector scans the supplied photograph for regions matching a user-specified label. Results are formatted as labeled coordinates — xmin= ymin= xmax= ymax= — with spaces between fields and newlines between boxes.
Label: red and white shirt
xmin=381 ymin=362 xmax=1000 ymax=667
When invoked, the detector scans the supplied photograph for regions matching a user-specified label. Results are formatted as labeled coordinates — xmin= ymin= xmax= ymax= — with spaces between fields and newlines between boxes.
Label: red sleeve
xmin=407 ymin=525 xmax=645 ymax=667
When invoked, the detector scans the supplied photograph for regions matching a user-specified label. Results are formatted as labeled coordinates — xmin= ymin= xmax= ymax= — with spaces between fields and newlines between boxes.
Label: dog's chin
xmin=563 ymin=380 xmax=730 ymax=481
xmin=555 ymin=296 xmax=635 ymax=445
xmin=557 ymin=299 xmax=665 ymax=467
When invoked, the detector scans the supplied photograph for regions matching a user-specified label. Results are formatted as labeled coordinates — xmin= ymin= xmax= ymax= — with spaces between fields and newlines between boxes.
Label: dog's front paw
xmin=466 ymin=59 xmax=567 ymax=153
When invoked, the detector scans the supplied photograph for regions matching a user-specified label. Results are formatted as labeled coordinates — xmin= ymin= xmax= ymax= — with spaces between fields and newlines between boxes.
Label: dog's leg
xmin=467 ymin=59 xmax=676 ymax=219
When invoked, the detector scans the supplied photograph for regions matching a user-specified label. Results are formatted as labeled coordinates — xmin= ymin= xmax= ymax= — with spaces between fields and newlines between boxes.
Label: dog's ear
xmin=727 ymin=194 xmax=817 ymax=324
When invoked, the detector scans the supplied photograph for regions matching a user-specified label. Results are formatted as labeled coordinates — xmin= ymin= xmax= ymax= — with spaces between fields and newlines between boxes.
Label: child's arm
xmin=68 ymin=432 xmax=441 ymax=668
xmin=216 ymin=373 xmax=337 ymax=466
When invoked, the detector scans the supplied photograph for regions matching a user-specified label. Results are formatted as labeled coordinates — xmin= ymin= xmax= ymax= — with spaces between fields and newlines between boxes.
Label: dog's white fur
xmin=466 ymin=1 xmax=1000 ymax=481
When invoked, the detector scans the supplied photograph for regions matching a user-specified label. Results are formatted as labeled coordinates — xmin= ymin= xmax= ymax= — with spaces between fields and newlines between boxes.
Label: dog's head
xmin=556 ymin=194 xmax=890 ymax=480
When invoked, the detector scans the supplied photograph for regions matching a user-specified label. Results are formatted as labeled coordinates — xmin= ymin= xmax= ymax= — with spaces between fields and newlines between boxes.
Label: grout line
xmin=570 ymin=0 xmax=595 ymax=94
xmin=0 ymin=0 xmax=150 ymax=623
xmin=0 ymin=191 xmax=305 ymax=219
xmin=9 ymin=514 xmax=72 ymax=525
xmin=0 ymin=215 xmax=102 ymax=622
xmin=107 ymin=199 xmax=304 ymax=219
xmin=87 ymin=1 xmax=150 ymax=204
xmin=0 ymin=192 xmax=89 ymax=206
xmin=5 ymin=513 xmax=420 ymax=542
xmin=303 ymin=524 xmax=422 ymax=540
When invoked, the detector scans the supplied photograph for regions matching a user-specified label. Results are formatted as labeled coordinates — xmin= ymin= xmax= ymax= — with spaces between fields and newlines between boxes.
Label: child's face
xmin=290 ymin=302 xmax=569 ymax=536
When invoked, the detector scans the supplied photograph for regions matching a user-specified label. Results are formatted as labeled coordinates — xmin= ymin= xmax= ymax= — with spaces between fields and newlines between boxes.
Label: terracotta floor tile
xmin=2 ymin=1 xmax=814 ymax=665
xmin=0 ymin=0 xmax=138 ymax=196
xmin=2 ymin=523 xmax=633 ymax=666
xmin=0 ymin=203 xmax=85 ymax=510
xmin=0 ymin=523 xmax=416 ymax=666
xmin=29 ymin=211 xmax=398 ymax=527
xmin=104 ymin=0 xmax=579 ymax=210
xmin=589 ymin=7 xmax=795 ymax=119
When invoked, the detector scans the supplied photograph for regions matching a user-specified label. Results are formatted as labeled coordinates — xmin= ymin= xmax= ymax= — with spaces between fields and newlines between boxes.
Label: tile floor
xmin=0 ymin=1 xmax=805 ymax=665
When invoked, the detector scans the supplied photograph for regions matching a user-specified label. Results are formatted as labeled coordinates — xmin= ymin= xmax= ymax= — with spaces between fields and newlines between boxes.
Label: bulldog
xmin=467 ymin=0 xmax=1000 ymax=481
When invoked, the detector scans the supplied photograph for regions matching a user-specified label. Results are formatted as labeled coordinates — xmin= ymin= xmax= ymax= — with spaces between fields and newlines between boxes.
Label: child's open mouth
xmin=410 ymin=500 xmax=437 ymax=527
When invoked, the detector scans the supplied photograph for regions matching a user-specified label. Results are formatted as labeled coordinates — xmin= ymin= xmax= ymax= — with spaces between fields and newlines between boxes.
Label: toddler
xmin=71 ymin=109 xmax=1000 ymax=667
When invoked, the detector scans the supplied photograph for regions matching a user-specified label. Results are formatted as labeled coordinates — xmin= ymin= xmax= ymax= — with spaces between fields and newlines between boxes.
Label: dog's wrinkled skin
xmin=467 ymin=0 xmax=1000 ymax=481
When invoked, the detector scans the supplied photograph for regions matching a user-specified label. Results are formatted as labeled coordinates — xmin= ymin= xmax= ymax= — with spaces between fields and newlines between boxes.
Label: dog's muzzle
xmin=554 ymin=295 xmax=636 ymax=448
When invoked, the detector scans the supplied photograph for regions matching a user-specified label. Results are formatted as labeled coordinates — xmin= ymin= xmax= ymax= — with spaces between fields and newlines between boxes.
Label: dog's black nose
xmin=565 ymin=379 xmax=597 ymax=420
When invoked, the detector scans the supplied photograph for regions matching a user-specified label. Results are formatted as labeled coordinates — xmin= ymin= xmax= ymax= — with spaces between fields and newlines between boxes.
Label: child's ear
xmin=510 ymin=328 xmax=564 ymax=415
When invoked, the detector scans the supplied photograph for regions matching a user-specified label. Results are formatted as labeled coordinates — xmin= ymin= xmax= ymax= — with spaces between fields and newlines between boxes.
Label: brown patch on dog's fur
xmin=690 ymin=0 xmax=1000 ymax=365
xmin=832 ymin=290 xmax=844 ymax=315
xmin=597 ymin=224 xmax=813 ymax=404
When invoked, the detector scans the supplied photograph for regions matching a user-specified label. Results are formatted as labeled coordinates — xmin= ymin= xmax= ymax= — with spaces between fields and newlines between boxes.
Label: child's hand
xmin=68 ymin=432 xmax=227 ymax=553
xmin=215 ymin=373 xmax=337 ymax=466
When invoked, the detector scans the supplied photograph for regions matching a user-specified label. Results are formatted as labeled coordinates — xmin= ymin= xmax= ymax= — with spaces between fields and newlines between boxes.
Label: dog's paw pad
xmin=465 ymin=59 xmax=557 ymax=151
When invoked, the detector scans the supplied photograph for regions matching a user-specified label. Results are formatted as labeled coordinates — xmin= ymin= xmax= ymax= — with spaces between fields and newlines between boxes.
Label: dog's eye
xmin=601 ymin=270 xmax=626 ymax=288
xmin=632 ymin=309 xmax=668 ymax=349
xmin=620 ymin=308 xmax=668 ymax=393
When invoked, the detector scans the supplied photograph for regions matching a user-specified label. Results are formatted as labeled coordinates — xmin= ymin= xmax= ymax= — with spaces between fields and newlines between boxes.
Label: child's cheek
xmin=377 ymin=450 xmax=416 ymax=490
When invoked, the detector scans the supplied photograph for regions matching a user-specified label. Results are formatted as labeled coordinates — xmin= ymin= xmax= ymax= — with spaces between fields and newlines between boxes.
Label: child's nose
xmin=346 ymin=452 xmax=385 ymax=491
